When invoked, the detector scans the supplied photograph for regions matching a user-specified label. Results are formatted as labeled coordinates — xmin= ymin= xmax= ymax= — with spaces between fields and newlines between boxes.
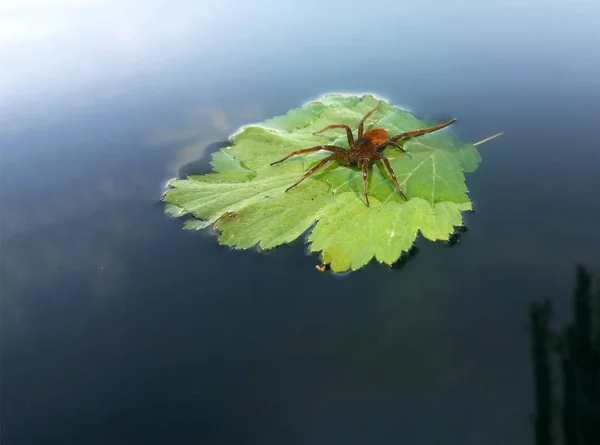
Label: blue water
xmin=2 ymin=1 xmax=600 ymax=444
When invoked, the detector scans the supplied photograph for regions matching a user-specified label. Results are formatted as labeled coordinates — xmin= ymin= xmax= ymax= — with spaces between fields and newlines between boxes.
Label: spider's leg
xmin=313 ymin=124 xmax=354 ymax=146
xmin=285 ymin=154 xmax=341 ymax=192
xmin=389 ymin=118 xmax=456 ymax=143
xmin=361 ymin=159 xmax=370 ymax=207
xmin=270 ymin=145 xmax=344 ymax=165
xmin=376 ymin=141 xmax=412 ymax=159
xmin=377 ymin=154 xmax=408 ymax=200
xmin=358 ymin=101 xmax=382 ymax=138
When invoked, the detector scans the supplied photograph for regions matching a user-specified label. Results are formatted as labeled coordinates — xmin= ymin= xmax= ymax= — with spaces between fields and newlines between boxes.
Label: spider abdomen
xmin=362 ymin=128 xmax=388 ymax=146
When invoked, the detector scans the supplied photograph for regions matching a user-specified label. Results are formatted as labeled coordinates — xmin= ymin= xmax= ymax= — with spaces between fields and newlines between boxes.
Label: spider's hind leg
xmin=389 ymin=118 xmax=456 ymax=143
xmin=358 ymin=101 xmax=383 ymax=138
xmin=376 ymin=140 xmax=412 ymax=159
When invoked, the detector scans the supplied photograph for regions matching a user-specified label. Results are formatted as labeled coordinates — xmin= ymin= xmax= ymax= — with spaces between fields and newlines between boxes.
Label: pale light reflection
xmin=0 ymin=0 xmax=224 ymax=108
xmin=147 ymin=102 xmax=264 ymax=175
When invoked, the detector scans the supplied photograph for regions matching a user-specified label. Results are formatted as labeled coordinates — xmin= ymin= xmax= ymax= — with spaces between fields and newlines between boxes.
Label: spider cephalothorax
xmin=270 ymin=101 xmax=456 ymax=206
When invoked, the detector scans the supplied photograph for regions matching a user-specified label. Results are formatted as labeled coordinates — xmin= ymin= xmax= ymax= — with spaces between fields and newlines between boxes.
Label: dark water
xmin=1 ymin=1 xmax=600 ymax=444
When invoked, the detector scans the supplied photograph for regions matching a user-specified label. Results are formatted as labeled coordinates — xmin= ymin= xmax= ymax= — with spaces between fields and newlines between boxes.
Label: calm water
xmin=2 ymin=1 xmax=600 ymax=444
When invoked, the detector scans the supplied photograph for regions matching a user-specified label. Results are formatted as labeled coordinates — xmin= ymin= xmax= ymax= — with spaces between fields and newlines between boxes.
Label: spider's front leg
xmin=375 ymin=153 xmax=408 ymax=201
xmin=361 ymin=158 xmax=371 ymax=207
xmin=284 ymin=154 xmax=343 ymax=192
xmin=270 ymin=145 xmax=344 ymax=165
xmin=313 ymin=124 xmax=355 ymax=147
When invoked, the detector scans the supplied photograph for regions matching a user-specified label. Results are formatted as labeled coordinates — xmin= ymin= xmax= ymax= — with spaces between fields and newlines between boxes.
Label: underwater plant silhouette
xmin=529 ymin=264 xmax=600 ymax=445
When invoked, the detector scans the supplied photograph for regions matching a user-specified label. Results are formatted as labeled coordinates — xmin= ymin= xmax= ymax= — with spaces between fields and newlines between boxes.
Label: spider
xmin=270 ymin=101 xmax=456 ymax=206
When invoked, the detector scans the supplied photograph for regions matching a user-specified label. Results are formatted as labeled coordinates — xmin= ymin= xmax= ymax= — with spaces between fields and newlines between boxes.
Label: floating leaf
xmin=162 ymin=94 xmax=483 ymax=272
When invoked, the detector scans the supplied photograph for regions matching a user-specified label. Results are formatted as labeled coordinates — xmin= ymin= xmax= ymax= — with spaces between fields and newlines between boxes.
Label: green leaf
xmin=162 ymin=94 xmax=483 ymax=272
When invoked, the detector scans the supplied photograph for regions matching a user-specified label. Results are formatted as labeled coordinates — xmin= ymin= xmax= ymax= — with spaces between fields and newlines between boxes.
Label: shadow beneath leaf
xmin=390 ymin=246 xmax=420 ymax=271
xmin=445 ymin=226 xmax=469 ymax=247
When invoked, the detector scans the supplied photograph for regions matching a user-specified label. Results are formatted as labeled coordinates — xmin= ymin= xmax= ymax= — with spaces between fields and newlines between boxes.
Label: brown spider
xmin=270 ymin=101 xmax=456 ymax=206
